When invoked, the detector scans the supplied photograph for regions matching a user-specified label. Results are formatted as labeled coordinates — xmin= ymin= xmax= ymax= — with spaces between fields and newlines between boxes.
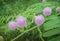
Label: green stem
xmin=37 ymin=26 xmax=44 ymax=41
xmin=11 ymin=26 xmax=38 ymax=41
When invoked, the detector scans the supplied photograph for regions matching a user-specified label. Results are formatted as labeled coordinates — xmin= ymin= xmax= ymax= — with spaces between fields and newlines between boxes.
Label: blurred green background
xmin=0 ymin=0 xmax=60 ymax=41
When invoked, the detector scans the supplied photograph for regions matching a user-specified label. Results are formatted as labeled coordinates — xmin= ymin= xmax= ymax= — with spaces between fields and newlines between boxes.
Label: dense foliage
xmin=0 ymin=0 xmax=60 ymax=41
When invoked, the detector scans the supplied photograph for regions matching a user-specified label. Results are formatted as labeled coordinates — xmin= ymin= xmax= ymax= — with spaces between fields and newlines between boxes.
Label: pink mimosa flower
xmin=16 ymin=16 xmax=27 ymax=27
xmin=8 ymin=21 xmax=16 ymax=30
xmin=43 ymin=7 xmax=52 ymax=16
xmin=35 ymin=15 xmax=45 ymax=25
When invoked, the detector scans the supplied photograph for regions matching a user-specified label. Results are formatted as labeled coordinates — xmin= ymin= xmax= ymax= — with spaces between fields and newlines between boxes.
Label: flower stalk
xmin=11 ymin=26 xmax=38 ymax=41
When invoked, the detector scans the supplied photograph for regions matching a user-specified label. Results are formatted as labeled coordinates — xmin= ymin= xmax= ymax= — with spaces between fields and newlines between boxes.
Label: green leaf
xmin=48 ymin=36 xmax=60 ymax=41
xmin=45 ymin=15 xmax=58 ymax=21
xmin=44 ymin=18 xmax=60 ymax=31
xmin=43 ymin=27 xmax=60 ymax=37
xmin=0 ymin=36 xmax=4 ymax=41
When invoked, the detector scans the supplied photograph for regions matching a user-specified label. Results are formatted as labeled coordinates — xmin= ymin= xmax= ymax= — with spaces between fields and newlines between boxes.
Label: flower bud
xmin=56 ymin=7 xmax=60 ymax=12
xmin=0 ymin=36 xmax=4 ymax=41
xmin=42 ymin=0 xmax=46 ymax=4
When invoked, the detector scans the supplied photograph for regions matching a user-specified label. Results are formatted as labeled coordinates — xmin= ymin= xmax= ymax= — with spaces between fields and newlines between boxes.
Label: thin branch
xmin=11 ymin=26 xmax=38 ymax=41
